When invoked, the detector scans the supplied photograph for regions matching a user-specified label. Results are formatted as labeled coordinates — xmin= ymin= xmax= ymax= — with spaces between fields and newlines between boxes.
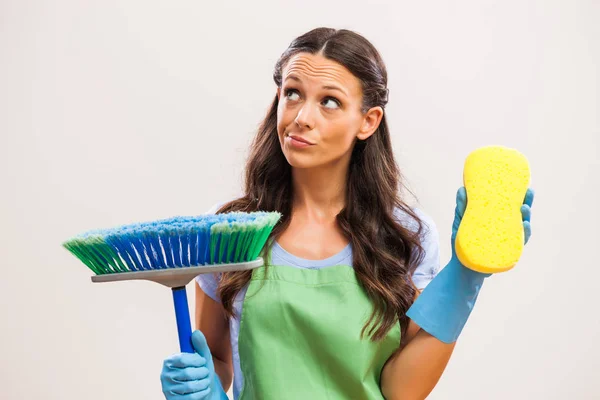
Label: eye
xmin=284 ymin=88 xmax=300 ymax=101
xmin=322 ymin=97 xmax=341 ymax=109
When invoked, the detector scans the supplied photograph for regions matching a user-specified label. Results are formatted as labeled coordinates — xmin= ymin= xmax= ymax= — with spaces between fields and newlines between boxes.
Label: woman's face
xmin=276 ymin=52 xmax=383 ymax=170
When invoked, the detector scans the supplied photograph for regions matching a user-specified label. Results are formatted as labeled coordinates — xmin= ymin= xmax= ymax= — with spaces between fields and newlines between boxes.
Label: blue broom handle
xmin=172 ymin=287 xmax=194 ymax=353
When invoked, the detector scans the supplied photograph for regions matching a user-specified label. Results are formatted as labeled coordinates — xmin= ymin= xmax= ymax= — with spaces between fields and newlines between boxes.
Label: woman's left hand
xmin=405 ymin=186 xmax=535 ymax=345
xmin=450 ymin=186 xmax=535 ymax=260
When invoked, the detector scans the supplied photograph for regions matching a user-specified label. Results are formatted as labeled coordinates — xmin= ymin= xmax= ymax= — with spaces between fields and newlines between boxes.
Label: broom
xmin=62 ymin=211 xmax=281 ymax=353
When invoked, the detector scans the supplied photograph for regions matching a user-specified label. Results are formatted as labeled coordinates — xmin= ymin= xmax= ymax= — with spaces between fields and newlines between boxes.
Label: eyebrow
xmin=286 ymin=75 xmax=348 ymax=97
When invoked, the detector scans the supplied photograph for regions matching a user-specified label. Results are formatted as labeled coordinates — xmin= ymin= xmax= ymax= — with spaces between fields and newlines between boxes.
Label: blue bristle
xmin=146 ymin=229 xmax=166 ymax=269
xmin=169 ymin=230 xmax=182 ymax=267
xmin=179 ymin=226 xmax=190 ymax=267
xmin=107 ymin=235 xmax=138 ymax=271
xmin=198 ymin=224 xmax=210 ymax=265
xmin=189 ymin=226 xmax=198 ymax=266
xmin=196 ymin=231 xmax=203 ymax=265
xmin=140 ymin=231 xmax=160 ymax=269
xmin=159 ymin=230 xmax=175 ymax=267
xmin=116 ymin=231 xmax=139 ymax=270
xmin=128 ymin=232 xmax=151 ymax=270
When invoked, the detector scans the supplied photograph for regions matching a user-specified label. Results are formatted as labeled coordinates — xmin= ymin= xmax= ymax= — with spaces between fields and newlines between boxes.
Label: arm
xmin=380 ymin=189 xmax=473 ymax=399
xmin=381 ymin=295 xmax=456 ymax=400
xmin=381 ymin=187 xmax=534 ymax=399
xmin=381 ymin=329 xmax=455 ymax=400
xmin=380 ymin=209 xmax=453 ymax=399
xmin=195 ymin=281 xmax=234 ymax=391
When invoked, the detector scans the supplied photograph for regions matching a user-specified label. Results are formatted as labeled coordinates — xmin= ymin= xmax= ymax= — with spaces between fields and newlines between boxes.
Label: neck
xmin=291 ymin=159 xmax=349 ymax=219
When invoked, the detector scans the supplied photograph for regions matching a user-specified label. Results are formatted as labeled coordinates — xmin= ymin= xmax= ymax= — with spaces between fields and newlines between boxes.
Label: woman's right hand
xmin=161 ymin=330 xmax=228 ymax=400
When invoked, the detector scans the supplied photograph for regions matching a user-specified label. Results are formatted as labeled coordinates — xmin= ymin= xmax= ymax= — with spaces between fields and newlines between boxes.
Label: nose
xmin=294 ymin=103 xmax=315 ymax=130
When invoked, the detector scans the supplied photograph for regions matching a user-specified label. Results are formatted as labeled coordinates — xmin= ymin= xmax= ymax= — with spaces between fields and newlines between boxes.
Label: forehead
xmin=282 ymin=53 xmax=362 ymax=97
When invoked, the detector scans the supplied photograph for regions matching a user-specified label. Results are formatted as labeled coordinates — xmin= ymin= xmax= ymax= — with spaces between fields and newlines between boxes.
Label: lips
xmin=287 ymin=134 xmax=315 ymax=145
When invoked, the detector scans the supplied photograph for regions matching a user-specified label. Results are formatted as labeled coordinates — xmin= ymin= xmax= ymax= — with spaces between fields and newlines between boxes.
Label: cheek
xmin=322 ymin=118 xmax=359 ymax=150
xmin=276 ymin=103 xmax=290 ymax=137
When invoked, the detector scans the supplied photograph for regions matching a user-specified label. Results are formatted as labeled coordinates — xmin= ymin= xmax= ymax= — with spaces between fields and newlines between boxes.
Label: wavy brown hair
xmin=214 ymin=27 xmax=425 ymax=342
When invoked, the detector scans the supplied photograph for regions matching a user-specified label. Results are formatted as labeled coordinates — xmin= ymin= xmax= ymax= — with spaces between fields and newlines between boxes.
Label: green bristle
xmin=89 ymin=236 xmax=128 ymax=273
xmin=209 ymin=223 xmax=223 ymax=264
xmin=75 ymin=238 xmax=111 ymax=274
xmin=85 ymin=239 xmax=110 ymax=273
xmin=79 ymin=238 xmax=112 ymax=274
xmin=248 ymin=218 xmax=275 ymax=260
xmin=208 ymin=212 xmax=281 ymax=264
xmin=236 ymin=217 xmax=263 ymax=261
xmin=249 ymin=213 xmax=281 ymax=259
xmin=226 ymin=222 xmax=242 ymax=263
xmin=230 ymin=223 xmax=247 ymax=262
xmin=63 ymin=236 xmax=128 ymax=275
xmin=245 ymin=222 xmax=261 ymax=260
xmin=241 ymin=223 xmax=256 ymax=261
xmin=233 ymin=224 xmax=250 ymax=263
xmin=63 ymin=239 xmax=102 ymax=275
xmin=217 ymin=223 xmax=231 ymax=263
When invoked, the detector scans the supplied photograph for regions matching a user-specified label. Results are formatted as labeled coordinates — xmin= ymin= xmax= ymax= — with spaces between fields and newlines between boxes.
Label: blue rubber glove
xmin=406 ymin=187 xmax=534 ymax=344
xmin=161 ymin=330 xmax=229 ymax=400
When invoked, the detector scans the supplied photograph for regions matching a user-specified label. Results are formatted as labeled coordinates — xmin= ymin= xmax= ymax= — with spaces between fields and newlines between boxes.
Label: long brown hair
xmin=215 ymin=27 xmax=425 ymax=341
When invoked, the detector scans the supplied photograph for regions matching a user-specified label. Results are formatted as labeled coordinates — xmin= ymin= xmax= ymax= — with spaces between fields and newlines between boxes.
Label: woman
xmin=160 ymin=27 xmax=533 ymax=400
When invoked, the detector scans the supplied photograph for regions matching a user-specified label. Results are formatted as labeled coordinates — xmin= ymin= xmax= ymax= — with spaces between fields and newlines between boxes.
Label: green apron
xmin=238 ymin=261 xmax=401 ymax=399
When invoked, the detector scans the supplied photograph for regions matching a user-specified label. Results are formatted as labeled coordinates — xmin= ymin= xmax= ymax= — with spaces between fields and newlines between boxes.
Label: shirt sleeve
xmin=394 ymin=207 xmax=441 ymax=290
xmin=194 ymin=201 xmax=227 ymax=302
xmin=411 ymin=208 xmax=441 ymax=290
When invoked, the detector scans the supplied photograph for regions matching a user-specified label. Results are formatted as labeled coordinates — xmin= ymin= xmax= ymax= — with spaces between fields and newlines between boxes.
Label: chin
xmin=282 ymin=150 xmax=322 ymax=170
xmin=283 ymin=155 xmax=314 ymax=169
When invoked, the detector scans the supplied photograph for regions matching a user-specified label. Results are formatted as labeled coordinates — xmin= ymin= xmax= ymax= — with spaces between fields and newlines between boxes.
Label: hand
xmin=451 ymin=186 xmax=535 ymax=261
xmin=161 ymin=330 xmax=227 ymax=400
xmin=406 ymin=186 xmax=535 ymax=343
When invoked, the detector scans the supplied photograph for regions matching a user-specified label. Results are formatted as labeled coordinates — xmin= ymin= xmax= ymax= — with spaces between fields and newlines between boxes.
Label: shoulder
xmin=393 ymin=206 xmax=441 ymax=283
xmin=392 ymin=206 xmax=438 ymax=239
xmin=393 ymin=206 xmax=441 ymax=289
xmin=205 ymin=201 xmax=227 ymax=214
xmin=204 ymin=194 xmax=244 ymax=214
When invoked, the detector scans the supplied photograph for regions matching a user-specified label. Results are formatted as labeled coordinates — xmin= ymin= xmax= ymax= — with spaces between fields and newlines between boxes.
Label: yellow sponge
xmin=455 ymin=145 xmax=531 ymax=274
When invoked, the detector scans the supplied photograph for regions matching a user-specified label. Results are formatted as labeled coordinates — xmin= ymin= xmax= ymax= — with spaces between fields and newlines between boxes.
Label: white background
xmin=1 ymin=1 xmax=598 ymax=399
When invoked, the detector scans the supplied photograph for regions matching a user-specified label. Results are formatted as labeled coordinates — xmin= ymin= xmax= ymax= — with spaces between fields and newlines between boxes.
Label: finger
xmin=521 ymin=204 xmax=531 ymax=223
xmin=167 ymin=378 xmax=211 ymax=396
xmin=183 ymin=387 xmax=212 ymax=400
xmin=165 ymin=353 xmax=206 ymax=369
xmin=455 ymin=186 xmax=467 ymax=218
xmin=191 ymin=330 xmax=214 ymax=366
xmin=523 ymin=221 xmax=532 ymax=245
xmin=524 ymin=188 xmax=534 ymax=207
xmin=452 ymin=187 xmax=467 ymax=236
xmin=168 ymin=366 xmax=210 ymax=382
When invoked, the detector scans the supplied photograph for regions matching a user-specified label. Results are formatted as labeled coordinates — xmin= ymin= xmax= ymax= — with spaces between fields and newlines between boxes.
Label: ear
xmin=357 ymin=106 xmax=384 ymax=141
